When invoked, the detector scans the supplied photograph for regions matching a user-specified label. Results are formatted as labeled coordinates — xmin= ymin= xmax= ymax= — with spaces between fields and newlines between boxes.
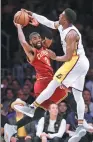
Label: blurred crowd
xmin=1 ymin=84 xmax=93 ymax=142
xmin=1 ymin=0 xmax=93 ymax=142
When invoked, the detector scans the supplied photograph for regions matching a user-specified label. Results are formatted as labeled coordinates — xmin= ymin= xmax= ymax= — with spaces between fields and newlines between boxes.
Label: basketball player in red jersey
xmin=13 ymin=20 xmax=67 ymax=112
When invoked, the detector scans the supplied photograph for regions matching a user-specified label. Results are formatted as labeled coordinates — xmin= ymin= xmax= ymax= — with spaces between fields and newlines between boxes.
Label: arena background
xmin=1 ymin=0 xmax=93 ymax=142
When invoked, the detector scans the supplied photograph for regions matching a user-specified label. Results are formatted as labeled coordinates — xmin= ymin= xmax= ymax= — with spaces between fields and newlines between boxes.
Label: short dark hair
xmin=5 ymin=87 xmax=14 ymax=94
xmin=65 ymin=8 xmax=76 ymax=24
xmin=83 ymin=88 xmax=91 ymax=95
xmin=29 ymin=32 xmax=40 ymax=40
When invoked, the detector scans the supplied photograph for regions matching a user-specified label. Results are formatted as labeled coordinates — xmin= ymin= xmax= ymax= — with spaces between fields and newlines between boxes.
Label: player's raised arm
xmin=14 ymin=22 xmax=35 ymax=62
xmin=32 ymin=13 xmax=59 ymax=29
xmin=21 ymin=9 xmax=59 ymax=29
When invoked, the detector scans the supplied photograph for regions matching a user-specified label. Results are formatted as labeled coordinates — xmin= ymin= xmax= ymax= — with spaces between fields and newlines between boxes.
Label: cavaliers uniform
xmin=28 ymin=47 xmax=67 ymax=109
xmin=53 ymin=25 xmax=89 ymax=91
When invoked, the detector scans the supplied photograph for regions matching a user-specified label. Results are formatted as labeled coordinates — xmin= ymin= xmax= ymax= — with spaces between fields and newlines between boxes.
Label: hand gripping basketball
xmin=29 ymin=15 xmax=39 ymax=26
xmin=21 ymin=9 xmax=39 ymax=26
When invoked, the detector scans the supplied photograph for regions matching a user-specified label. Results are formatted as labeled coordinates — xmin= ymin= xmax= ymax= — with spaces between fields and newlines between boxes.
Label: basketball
xmin=14 ymin=11 xmax=29 ymax=26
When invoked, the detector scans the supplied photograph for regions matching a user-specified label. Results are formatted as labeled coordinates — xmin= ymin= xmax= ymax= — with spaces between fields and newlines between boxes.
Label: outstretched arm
xmin=21 ymin=9 xmax=59 ymax=29
xmin=14 ymin=22 xmax=35 ymax=63
xmin=32 ymin=13 xmax=59 ymax=29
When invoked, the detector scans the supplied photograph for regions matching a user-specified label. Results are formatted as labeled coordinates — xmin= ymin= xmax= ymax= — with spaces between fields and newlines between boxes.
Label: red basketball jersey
xmin=29 ymin=47 xmax=54 ymax=80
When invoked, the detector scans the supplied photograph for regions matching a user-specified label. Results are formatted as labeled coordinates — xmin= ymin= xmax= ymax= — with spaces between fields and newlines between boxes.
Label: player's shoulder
xmin=66 ymin=29 xmax=79 ymax=42
xmin=67 ymin=29 xmax=77 ymax=37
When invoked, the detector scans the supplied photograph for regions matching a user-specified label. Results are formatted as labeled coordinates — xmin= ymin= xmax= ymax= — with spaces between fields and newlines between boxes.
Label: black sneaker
xmin=14 ymin=104 xmax=35 ymax=117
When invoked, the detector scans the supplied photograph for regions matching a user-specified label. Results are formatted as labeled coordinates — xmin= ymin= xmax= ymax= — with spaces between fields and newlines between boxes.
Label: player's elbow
xmin=66 ymin=55 xmax=72 ymax=61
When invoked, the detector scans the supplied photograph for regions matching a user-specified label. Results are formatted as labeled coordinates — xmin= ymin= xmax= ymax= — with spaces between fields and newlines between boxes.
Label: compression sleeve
xmin=32 ymin=13 xmax=56 ymax=29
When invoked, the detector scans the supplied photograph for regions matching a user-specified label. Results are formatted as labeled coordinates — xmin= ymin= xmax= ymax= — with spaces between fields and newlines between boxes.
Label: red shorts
xmin=34 ymin=77 xmax=67 ymax=109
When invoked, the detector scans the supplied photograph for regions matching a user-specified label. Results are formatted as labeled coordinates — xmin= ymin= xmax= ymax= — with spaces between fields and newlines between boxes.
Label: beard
xmin=33 ymin=42 xmax=42 ymax=49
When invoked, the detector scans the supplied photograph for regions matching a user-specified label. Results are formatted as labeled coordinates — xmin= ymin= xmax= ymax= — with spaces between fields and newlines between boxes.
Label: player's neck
xmin=62 ymin=23 xmax=73 ymax=30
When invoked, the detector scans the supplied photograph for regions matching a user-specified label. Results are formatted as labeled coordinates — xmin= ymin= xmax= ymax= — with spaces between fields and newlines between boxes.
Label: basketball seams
xmin=14 ymin=11 xmax=29 ymax=26
xmin=17 ymin=11 xmax=23 ymax=24
xmin=24 ymin=12 xmax=29 ymax=26
xmin=24 ymin=11 xmax=26 ymax=26
xmin=15 ymin=11 xmax=22 ymax=24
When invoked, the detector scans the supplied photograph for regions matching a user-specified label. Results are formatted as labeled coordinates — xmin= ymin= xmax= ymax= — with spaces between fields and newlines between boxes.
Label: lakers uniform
xmin=53 ymin=25 xmax=89 ymax=91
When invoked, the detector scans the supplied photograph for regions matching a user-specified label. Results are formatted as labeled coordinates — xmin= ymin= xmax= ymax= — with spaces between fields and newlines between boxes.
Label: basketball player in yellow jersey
xmin=14 ymin=8 xmax=93 ymax=142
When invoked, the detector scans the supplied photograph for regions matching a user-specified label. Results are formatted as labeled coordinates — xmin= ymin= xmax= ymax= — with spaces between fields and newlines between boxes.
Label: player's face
xmin=59 ymin=11 xmax=66 ymax=25
xmin=30 ymin=35 xmax=42 ymax=49
xmin=49 ymin=104 xmax=58 ymax=116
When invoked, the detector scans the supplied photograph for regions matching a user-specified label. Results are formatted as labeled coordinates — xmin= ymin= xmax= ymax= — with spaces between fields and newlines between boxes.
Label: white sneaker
xmin=68 ymin=126 xmax=86 ymax=142
xmin=14 ymin=104 xmax=35 ymax=117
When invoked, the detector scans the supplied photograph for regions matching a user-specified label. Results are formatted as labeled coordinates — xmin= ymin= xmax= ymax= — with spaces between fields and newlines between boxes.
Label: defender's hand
xmin=28 ymin=15 xmax=39 ymax=26
xmin=21 ymin=8 xmax=32 ymax=16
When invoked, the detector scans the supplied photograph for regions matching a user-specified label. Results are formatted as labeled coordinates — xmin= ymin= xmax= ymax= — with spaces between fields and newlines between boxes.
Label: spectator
xmin=58 ymin=101 xmax=70 ymax=119
xmin=5 ymin=87 xmax=15 ymax=100
xmin=9 ymin=98 xmax=32 ymax=142
xmin=2 ymin=88 xmax=15 ymax=116
xmin=85 ymin=69 xmax=93 ymax=101
xmin=1 ymin=78 xmax=9 ymax=102
xmin=1 ymin=77 xmax=8 ymax=89
xmin=23 ymin=84 xmax=35 ymax=104
xmin=24 ymin=120 xmax=37 ymax=142
xmin=1 ymin=104 xmax=9 ymax=134
xmin=83 ymin=89 xmax=93 ymax=117
xmin=24 ymin=78 xmax=34 ymax=93
xmin=24 ymin=67 xmax=34 ymax=79
xmin=7 ymin=102 xmax=16 ymax=120
xmin=85 ymin=80 xmax=93 ymax=102
xmin=7 ymin=72 xmax=14 ymax=86
xmin=17 ymin=89 xmax=26 ymax=100
xmin=12 ymin=79 xmax=21 ymax=94
xmin=34 ymin=103 xmax=66 ymax=142
xmin=1 ymin=104 xmax=9 ymax=142
xmin=84 ymin=104 xmax=93 ymax=125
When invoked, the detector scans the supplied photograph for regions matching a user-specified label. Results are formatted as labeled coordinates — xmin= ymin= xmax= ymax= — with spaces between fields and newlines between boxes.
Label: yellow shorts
xmin=53 ymin=55 xmax=79 ymax=84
